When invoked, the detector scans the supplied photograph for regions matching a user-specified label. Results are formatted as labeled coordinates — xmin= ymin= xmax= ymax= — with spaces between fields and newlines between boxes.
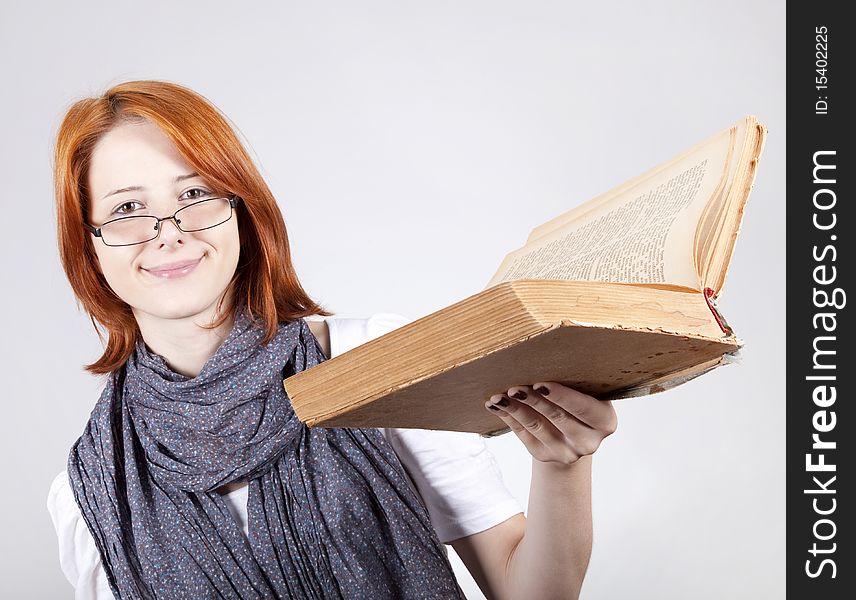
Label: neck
xmin=133 ymin=293 xmax=236 ymax=378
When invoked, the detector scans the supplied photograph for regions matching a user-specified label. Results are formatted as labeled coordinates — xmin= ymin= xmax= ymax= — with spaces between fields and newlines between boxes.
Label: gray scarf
xmin=67 ymin=308 xmax=465 ymax=599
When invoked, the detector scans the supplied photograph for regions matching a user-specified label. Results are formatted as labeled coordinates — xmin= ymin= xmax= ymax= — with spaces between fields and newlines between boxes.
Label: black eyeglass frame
xmin=83 ymin=196 xmax=242 ymax=247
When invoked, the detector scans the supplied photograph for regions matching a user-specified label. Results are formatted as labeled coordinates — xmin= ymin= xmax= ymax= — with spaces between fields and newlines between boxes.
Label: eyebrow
xmin=100 ymin=172 xmax=201 ymax=200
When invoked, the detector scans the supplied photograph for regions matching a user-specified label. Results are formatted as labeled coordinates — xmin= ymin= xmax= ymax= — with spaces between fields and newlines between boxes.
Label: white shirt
xmin=47 ymin=312 xmax=523 ymax=599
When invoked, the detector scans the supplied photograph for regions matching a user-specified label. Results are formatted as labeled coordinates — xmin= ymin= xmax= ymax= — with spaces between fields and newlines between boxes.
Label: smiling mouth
xmin=142 ymin=256 xmax=203 ymax=279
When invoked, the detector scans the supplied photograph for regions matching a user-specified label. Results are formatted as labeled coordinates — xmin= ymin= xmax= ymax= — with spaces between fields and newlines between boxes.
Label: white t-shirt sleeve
xmin=46 ymin=471 xmax=114 ymax=599
xmin=325 ymin=312 xmax=524 ymax=544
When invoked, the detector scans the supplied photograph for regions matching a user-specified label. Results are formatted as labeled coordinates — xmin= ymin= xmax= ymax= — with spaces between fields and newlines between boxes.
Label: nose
xmin=156 ymin=217 xmax=185 ymax=247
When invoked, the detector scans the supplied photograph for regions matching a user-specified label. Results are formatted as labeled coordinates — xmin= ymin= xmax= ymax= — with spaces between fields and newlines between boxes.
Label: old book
xmin=284 ymin=116 xmax=768 ymax=436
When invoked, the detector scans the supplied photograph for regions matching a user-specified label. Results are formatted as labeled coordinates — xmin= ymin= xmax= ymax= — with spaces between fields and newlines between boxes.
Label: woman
xmin=46 ymin=80 xmax=617 ymax=599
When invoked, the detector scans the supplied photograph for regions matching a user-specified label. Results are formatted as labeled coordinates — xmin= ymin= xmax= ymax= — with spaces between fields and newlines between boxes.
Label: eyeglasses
xmin=84 ymin=196 xmax=241 ymax=247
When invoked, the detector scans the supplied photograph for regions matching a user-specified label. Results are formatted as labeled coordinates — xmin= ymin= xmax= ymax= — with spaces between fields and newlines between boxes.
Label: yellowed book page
xmin=485 ymin=123 xmax=735 ymax=291
xmin=525 ymin=120 xmax=740 ymax=244
xmin=694 ymin=118 xmax=749 ymax=290
xmin=701 ymin=119 xmax=766 ymax=296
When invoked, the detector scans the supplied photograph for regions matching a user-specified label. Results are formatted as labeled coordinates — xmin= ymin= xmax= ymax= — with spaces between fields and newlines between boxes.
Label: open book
xmin=284 ymin=116 xmax=767 ymax=436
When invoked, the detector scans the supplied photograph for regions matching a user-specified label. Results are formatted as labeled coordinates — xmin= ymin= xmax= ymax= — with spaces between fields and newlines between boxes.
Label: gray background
xmin=0 ymin=1 xmax=784 ymax=598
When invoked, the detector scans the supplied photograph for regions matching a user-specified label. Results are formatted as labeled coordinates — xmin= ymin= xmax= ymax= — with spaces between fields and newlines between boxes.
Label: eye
xmin=112 ymin=201 xmax=143 ymax=216
xmin=180 ymin=187 xmax=213 ymax=201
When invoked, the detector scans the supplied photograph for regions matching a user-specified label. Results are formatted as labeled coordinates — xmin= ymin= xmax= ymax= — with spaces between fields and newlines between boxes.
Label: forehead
xmin=88 ymin=120 xmax=194 ymax=199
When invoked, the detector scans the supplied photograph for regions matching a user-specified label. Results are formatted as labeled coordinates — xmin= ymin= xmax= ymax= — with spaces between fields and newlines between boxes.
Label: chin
xmin=134 ymin=292 xmax=228 ymax=322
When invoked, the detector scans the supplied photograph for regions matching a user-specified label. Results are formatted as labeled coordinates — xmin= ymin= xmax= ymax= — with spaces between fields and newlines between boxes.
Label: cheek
xmin=92 ymin=250 xmax=102 ymax=275
xmin=93 ymin=246 xmax=139 ymax=294
xmin=216 ymin=222 xmax=242 ymax=264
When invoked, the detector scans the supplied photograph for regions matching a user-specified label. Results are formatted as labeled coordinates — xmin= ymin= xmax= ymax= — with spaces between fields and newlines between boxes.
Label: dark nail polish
xmin=497 ymin=396 xmax=510 ymax=407
xmin=488 ymin=404 xmax=502 ymax=411
xmin=511 ymin=391 xmax=527 ymax=401
xmin=534 ymin=385 xmax=549 ymax=396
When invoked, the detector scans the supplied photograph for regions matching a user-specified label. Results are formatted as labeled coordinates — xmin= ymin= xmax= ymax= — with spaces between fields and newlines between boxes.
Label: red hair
xmin=54 ymin=80 xmax=331 ymax=375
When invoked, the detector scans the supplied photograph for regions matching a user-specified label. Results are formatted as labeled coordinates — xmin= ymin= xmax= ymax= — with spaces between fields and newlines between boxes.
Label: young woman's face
xmin=86 ymin=119 xmax=240 ymax=323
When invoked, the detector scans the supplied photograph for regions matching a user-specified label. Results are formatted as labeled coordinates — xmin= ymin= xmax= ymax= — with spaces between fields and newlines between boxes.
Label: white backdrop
xmin=0 ymin=1 xmax=784 ymax=598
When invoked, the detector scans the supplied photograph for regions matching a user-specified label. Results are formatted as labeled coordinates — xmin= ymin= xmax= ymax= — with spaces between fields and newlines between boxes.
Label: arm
xmin=452 ymin=383 xmax=614 ymax=600
xmin=451 ymin=458 xmax=592 ymax=600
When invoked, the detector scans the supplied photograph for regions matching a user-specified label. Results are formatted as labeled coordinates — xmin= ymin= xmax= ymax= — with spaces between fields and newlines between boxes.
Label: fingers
xmin=485 ymin=393 xmax=558 ymax=462
xmin=484 ymin=383 xmax=619 ymax=464
xmin=531 ymin=382 xmax=618 ymax=435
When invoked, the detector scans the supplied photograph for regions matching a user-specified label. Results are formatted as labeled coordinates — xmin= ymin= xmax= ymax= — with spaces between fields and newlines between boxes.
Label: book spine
xmin=703 ymin=287 xmax=734 ymax=336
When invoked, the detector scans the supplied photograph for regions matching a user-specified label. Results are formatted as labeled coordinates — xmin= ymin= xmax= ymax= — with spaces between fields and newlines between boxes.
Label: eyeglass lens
xmin=100 ymin=198 xmax=233 ymax=246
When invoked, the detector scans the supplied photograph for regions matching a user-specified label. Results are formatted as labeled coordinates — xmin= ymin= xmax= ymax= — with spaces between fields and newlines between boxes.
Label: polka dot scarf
xmin=67 ymin=307 xmax=465 ymax=599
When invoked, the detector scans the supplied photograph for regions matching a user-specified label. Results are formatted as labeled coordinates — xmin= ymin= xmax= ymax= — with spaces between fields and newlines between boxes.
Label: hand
xmin=485 ymin=383 xmax=618 ymax=466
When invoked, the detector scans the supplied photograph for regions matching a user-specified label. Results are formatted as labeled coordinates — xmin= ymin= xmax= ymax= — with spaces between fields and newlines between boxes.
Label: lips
xmin=142 ymin=256 xmax=203 ymax=278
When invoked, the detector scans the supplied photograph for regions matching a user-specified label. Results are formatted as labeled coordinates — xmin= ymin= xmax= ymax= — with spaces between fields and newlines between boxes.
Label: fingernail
xmin=534 ymin=385 xmax=549 ymax=396
xmin=496 ymin=396 xmax=510 ymax=407
xmin=487 ymin=404 xmax=502 ymax=412
xmin=511 ymin=390 xmax=527 ymax=401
